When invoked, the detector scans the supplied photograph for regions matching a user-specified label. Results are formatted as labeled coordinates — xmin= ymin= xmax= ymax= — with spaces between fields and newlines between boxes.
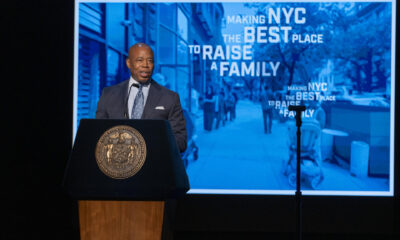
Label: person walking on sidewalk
xmin=203 ymin=85 xmax=216 ymax=131
xmin=261 ymin=85 xmax=274 ymax=134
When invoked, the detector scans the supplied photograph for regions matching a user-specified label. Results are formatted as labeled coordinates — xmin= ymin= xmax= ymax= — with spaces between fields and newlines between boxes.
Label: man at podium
xmin=95 ymin=43 xmax=187 ymax=152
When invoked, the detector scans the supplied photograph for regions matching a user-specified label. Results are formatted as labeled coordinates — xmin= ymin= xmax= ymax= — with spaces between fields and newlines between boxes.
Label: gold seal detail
xmin=95 ymin=125 xmax=146 ymax=179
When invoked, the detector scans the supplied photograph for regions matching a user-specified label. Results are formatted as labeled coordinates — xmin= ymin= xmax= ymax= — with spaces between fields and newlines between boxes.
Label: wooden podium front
xmin=63 ymin=120 xmax=190 ymax=240
xmin=79 ymin=200 xmax=164 ymax=240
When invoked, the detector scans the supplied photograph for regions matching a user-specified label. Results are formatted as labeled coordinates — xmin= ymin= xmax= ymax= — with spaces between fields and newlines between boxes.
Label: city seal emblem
xmin=95 ymin=125 xmax=147 ymax=179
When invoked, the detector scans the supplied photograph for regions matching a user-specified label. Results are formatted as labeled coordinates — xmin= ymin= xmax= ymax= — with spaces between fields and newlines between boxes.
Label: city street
xmin=186 ymin=100 xmax=389 ymax=193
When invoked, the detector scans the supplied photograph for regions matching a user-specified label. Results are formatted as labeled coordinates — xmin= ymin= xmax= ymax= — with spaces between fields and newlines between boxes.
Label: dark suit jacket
xmin=96 ymin=79 xmax=187 ymax=152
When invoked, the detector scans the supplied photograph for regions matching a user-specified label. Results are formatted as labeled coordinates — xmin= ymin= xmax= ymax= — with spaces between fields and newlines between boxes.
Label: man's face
xmin=126 ymin=46 xmax=154 ymax=83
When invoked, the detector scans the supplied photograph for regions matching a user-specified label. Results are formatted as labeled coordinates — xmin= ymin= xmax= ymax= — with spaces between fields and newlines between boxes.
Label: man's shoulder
xmin=102 ymin=80 xmax=129 ymax=94
xmin=151 ymin=80 xmax=178 ymax=97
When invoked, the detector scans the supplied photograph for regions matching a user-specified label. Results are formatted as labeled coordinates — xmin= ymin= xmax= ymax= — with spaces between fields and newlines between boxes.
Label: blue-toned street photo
xmin=75 ymin=1 xmax=393 ymax=194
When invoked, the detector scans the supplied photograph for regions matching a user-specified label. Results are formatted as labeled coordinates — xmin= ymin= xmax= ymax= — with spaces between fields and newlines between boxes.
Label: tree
xmin=328 ymin=3 xmax=391 ymax=93
xmin=246 ymin=2 xmax=333 ymax=92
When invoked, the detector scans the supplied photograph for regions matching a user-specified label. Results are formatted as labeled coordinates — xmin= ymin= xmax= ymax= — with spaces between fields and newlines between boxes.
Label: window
xmin=177 ymin=39 xmax=188 ymax=65
xmin=177 ymin=8 xmax=188 ymax=41
xmin=160 ymin=67 xmax=176 ymax=91
xmin=106 ymin=49 xmax=121 ymax=87
xmin=158 ymin=27 xmax=175 ymax=64
xmin=177 ymin=67 xmax=190 ymax=110
xmin=159 ymin=3 xmax=176 ymax=30
xmin=106 ymin=3 xmax=126 ymax=51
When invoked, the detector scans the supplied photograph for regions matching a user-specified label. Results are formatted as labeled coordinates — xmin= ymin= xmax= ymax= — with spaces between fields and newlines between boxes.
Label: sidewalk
xmin=187 ymin=100 xmax=291 ymax=190
xmin=186 ymin=99 xmax=389 ymax=192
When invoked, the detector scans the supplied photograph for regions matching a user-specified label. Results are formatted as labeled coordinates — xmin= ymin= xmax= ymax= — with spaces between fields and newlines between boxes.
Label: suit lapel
xmin=116 ymin=80 xmax=130 ymax=118
xmin=142 ymin=79 xmax=162 ymax=119
xmin=121 ymin=80 xmax=130 ymax=99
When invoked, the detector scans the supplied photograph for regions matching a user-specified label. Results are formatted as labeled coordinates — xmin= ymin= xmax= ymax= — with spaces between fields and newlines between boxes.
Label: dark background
xmin=5 ymin=1 xmax=399 ymax=239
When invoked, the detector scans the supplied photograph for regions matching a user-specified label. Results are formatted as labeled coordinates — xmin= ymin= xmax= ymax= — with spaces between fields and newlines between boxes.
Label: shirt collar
xmin=129 ymin=76 xmax=151 ymax=87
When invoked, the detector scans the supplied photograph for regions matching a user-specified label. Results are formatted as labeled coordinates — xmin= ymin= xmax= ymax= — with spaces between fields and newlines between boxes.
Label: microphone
xmin=288 ymin=105 xmax=306 ymax=112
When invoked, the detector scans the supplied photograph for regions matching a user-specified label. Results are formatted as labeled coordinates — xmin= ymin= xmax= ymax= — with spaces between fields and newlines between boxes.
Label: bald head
xmin=126 ymin=43 xmax=154 ymax=83
xmin=128 ymin=43 xmax=153 ymax=58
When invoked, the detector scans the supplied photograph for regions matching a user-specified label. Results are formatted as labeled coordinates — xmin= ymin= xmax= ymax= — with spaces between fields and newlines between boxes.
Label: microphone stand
xmin=288 ymin=105 xmax=306 ymax=240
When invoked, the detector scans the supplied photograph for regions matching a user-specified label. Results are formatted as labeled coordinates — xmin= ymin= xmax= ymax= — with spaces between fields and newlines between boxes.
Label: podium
xmin=63 ymin=119 xmax=190 ymax=240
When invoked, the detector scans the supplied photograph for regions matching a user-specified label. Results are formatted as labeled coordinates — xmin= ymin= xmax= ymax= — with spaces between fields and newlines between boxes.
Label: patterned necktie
xmin=131 ymin=84 xmax=144 ymax=119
